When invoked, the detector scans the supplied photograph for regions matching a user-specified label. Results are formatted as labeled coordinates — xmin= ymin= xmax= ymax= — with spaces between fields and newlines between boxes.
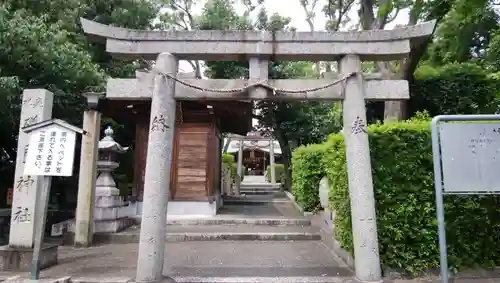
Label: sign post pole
xmin=22 ymin=118 xmax=86 ymax=280
xmin=30 ymin=175 xmax=52 ymax=280
xmin=431 ymin=116 xmax=449 ymax=283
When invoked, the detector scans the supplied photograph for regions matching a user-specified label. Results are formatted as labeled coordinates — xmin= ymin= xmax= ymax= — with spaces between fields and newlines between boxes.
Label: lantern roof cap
xmin=98 ymin=126 xmax=129 ymax=153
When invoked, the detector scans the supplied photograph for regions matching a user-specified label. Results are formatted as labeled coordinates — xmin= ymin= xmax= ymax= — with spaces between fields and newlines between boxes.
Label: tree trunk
xmin=275 ymin=127 xmax=293 ymax=191
xmin=359 ymin=0 xmax=423 ymax=123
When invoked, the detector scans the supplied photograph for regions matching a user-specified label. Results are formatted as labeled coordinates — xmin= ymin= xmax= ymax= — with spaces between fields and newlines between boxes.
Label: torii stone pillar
xmin=75 ymin=92 xmax=103 ymax=248
xmin=136 ymin=53 xmax=178 ymax=283
xmin=235 ymin=139 xmax=243 ymax=195
xmin=340 ymin=55 xmax=381 ymax=281
xmin=269 ymin=139 xmax=276 ymax=184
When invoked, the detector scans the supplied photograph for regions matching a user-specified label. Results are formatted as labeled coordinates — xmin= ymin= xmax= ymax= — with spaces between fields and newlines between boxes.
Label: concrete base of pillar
xmin=137 ymin=199 xmax=221 ymax=217
xmin=65 ymin=217 xmax=134 ymax=235
xmin=0 ymin=244 xmax=58 ymax=271
xmin=59 ymin=193 xmax=135 ymax=244
xmin=94 ymin=218 xmax=135 ymax=233
xmin=62 ymin=217 xmax=135 ymax=245
xmin=316 ymin=211 xmax=354 ymax=270
xmin=93 ymin=195 xmax=134 ymax=233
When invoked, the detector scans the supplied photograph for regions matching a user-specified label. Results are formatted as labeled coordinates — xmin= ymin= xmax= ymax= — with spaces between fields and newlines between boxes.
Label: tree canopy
xmin=1 ymin=0 xmax=499 ymax=192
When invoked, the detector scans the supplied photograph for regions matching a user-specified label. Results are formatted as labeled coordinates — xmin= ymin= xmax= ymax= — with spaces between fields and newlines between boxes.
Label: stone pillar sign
xmin=339 ymin=55 xmax=382 ymax=282
xmin=136 ymin=53 xmax=178 ymax=283
xmin=9 ymin=89 xmax=53 ymax=248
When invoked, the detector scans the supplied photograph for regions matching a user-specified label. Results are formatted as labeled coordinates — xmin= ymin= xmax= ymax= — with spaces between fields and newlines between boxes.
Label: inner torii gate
xmin=80 ymin=18 xmax=436 ymax=283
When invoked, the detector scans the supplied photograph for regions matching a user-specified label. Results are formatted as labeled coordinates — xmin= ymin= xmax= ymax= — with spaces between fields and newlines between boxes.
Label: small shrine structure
xmin=97 ymin=70 xmax=252 ymax=217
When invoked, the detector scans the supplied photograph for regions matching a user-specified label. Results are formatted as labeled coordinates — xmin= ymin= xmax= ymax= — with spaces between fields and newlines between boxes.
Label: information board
xmin=24 ymin=124 xmax=76 ymax=176
xmin=431 ymin=115 xmax=500 ymax=283
xmin=439 ymin=122 xmax=500 ymax=193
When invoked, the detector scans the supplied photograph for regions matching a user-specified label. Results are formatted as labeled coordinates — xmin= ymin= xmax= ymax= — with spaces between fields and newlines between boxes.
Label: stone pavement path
xmin=0 ymin=241 xmax=353 ymax=282
xmin=0 ymin=189 xmax=356 ymax=282
xmin=2 ymin=248 xmax=500 ymax=283
xmin=49 ymin=241 xmax=351 ymax=278
xmin=1 ymin=188 xmax=500 ymax=282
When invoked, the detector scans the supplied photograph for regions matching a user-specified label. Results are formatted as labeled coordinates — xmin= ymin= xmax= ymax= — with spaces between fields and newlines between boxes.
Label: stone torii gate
xmin=81 ymin=18 xmax=436 ymax=283
xmin=226 ymin=133 xmax=280 ymax=193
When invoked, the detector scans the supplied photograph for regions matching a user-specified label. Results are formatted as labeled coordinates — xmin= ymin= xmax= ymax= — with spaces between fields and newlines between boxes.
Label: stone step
xmin=167 ymin=218 xmax=311 ymax=226
xmin=223 ymin=195 xmax=290 ymax=204
xmin=239 ymin=190 xmax=283 ymax=195
xmin=239 ymin=187 xmax=281 ymax=191
xmin=240 ymin=183 xmax=281 ymax=189
xmin=171 ymin=276 xmax=355 ymax=283
xmin=92 ymin=225 xmax=321 ymax=244
xmin=132 ymin=216 xmax=311 ymax=226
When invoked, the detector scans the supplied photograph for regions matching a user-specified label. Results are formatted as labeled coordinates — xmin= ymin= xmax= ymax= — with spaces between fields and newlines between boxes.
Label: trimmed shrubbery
xmin=291 ymin=143 xmax=327 ymax=212
xmin=222 ymin=153 xmax=245 ymax=182
xmin=266 ymin=164 xmax=285 ymax=186
xmin=291 ymin=114 xmax=500 ymax=273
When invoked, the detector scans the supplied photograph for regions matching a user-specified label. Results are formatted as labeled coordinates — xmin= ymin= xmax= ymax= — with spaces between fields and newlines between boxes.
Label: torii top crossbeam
xmin=80 ymin=18 xmax=437 ymax=61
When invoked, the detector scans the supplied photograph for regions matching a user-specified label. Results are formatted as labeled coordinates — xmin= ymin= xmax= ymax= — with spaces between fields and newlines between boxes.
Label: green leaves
xmin=428 ymin=0 xmax=499 ymax=65
xmin=409 ymin=63 xmax=500 ymax=116
xmin=0 ymin=0 xmax=159 ymax=192
xmin=292 ymin=116 xmax=500 ymax=273
xmin=222 ymin=153 xmax=246 ymax=182
xmin=265 ymin=164 xmax=286 ymax=187
xmin=326 ymin=119 xmax=500 ymax=274
xmin=291 ymin=143 xmax=327 ymax=212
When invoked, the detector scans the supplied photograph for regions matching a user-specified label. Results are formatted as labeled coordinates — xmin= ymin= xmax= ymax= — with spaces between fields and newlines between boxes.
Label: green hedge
xmin=291 ymin=144 xmax=326 ymax=212
xmin=322 ymin=118 xmax=500 ymax=273
xmin=222 ymin=153 xmax=245 ymax=182
xmin=290 ymin=113 xmax=500 ymax=273
xmin=409 ymin=63 xmax=500 ymax=117
xmin=266 ymin=164 xmax=285 ymax=185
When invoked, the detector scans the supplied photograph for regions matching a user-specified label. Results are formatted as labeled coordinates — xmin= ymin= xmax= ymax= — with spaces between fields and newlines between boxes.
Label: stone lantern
xmin=93 ymin=126 xmax=131 ymax=233
xmin=95 ymin=126 xmax=128 ymax=196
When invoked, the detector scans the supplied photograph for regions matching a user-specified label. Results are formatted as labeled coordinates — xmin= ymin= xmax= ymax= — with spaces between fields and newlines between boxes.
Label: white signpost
xmin=431 ymin=114 xmax=500 ymax=283
xmin=22 ymin=119 xmax=85 ymax=280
